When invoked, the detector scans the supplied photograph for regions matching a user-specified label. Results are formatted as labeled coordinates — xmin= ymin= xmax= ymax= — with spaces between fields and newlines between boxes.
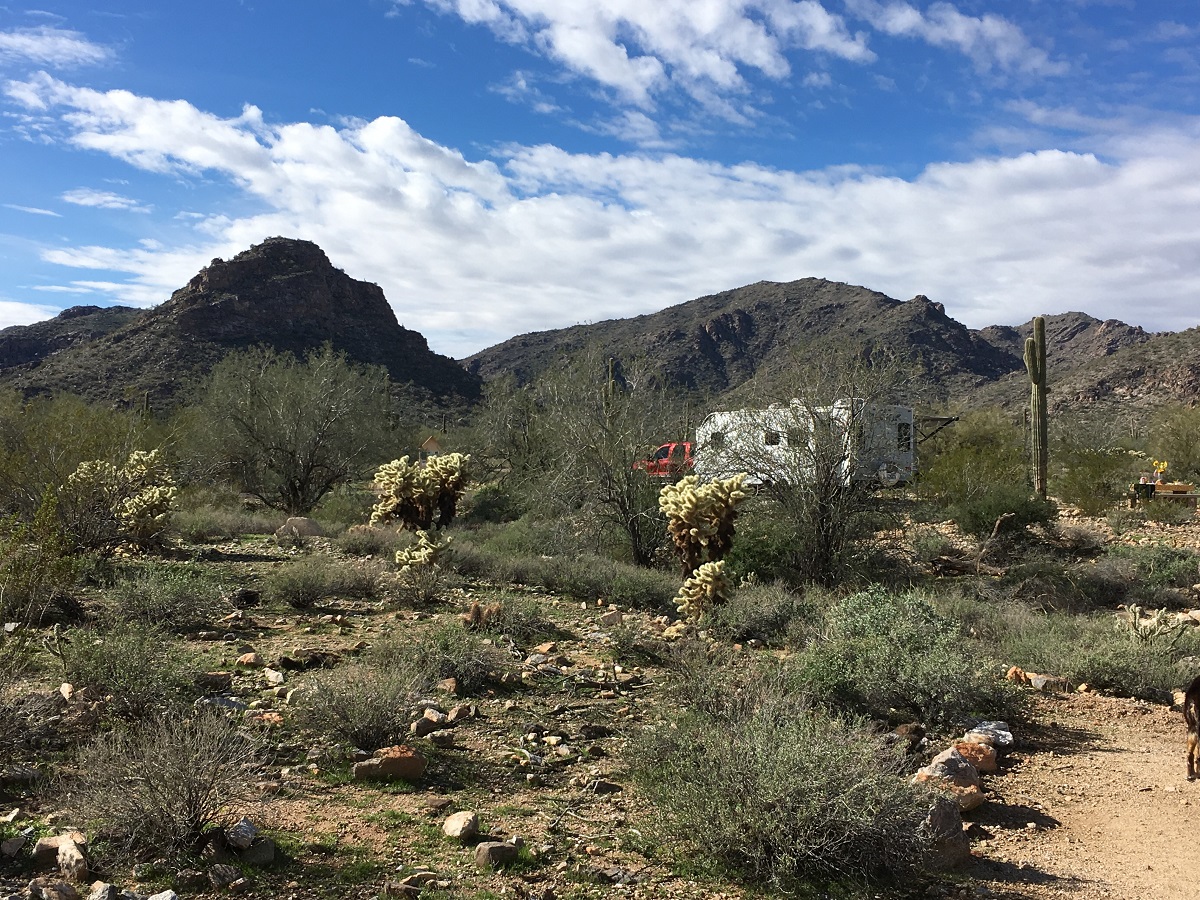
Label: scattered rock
xmin=474 ymin=841 xmax=521 ymax=869
xmin=920 ymin=798 xmax=971 ymax=870
xmin=240 ymin=837 xmax=277 ymax=867
xmin=26 ymin=877 xmax=79 ymax=900
xmin=963 ymin=721 xmax=1014 ymax=750
xmin=952 ymin=739 xmax=998 ymax=774
xmin=225 ymin=817 xmax=258 ymax=851
xmin=84 ymin=884 xmax=118 ymax=900
xmin=443 ymin=811 xmax=479 ymax=841
xmin=275 ymin=517 xmax=325 ymax=538
xmin=236 ymin=653 xmax=264 ymax=667
xmin=352 ymin=745 xmax=426 ymax=783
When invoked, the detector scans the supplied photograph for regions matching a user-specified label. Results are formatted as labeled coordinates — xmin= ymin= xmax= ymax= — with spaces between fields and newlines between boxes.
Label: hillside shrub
xmin=464 ymin=590 xmax=556 ymax=644
xmin=1105 ymin=542 xmax=1200 ymax=592
xmin=334 ymin=525 xmax=403 ymax=558
xmin=67 ymin=711 xmax=261 ymax=863
xmin=0 ymin=504 xmax=79 ymax=671
xmin=796 ymin=587 xmax=1016 ymax=724
xmin=705 ymin=580 xmax=817 ymax=647
xmin=366 ymin=624 xmax=508 ymax=696
xmin=101 ymin=562 xmax=225 ymax=630
xmin=301 ymin=664 xmax=421 ymax=750
xmin=635 ymin=658 xmax=928 ymax=888
xmin=264 ymin=555 xmax=381 ymax=609
xmin=58 ymin=624 xmax=193 ymax=719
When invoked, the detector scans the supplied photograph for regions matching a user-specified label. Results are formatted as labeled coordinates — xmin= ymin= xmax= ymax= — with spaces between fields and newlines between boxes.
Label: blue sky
xmin=2 ymin=1 xmax=1199 ymax=358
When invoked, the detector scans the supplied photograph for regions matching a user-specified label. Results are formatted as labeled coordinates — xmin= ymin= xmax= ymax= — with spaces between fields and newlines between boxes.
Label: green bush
xmin=462 ymin=482 xmax=527 ymax=524
xmin=929 ymin=586 xmax=1198 ymax=701
xmin=1052 ymin=447 xmax=1138 ymax=516
xmin=0 ymin=505 xmax=79 ymax=671
xmin=1105 ymin=542 xmax=1200 ymax=591
xmin=171 ymin=505 xmax=281 ymax=542
xmin=635 ymin=658 xmax=928 ymax=888
xmin=67 ymin=711 xmax=261 ymax=863
xmin=466 ymin=590 xmax=556 ymax=644
xmin=334 ymin=525 xmax=402 ymax=558
xmin=947 ymin=483 xmax=1057 ymax=539
xmin=705 ymin=580 xmax=817 ymax=647
xmin=58 ymin=624 xmax=193 ymax=719
xmin=796 ymin=587 xmax=1016 ymax=724
xmin=312 ymin=483 xmax=378 ymax=531
xmin=366 ymin=624 xmax=508 ymax=696
xmin=1141 ymin=499 xmax=1197 ymax=525
xmin=101 ymin=562 xmax=225 ymax=630
xmin=301 ymin=664 xmax=421 ymax=750
xmin=264 ymin=556 xmax=381 ymax=609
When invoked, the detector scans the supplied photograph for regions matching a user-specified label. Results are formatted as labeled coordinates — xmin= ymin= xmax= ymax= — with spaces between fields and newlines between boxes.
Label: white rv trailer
xmin=693 ymin=398 xmax=915 ymax=487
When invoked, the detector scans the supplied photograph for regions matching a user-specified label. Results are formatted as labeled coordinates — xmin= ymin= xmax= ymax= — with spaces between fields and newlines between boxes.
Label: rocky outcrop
xmin=0 ymin=238 xmax=480 ymax=409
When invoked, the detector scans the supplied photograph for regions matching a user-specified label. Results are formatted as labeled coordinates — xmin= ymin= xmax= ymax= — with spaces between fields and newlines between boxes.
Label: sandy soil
xmin=966 ymin=690 xmax=1199 ymax=900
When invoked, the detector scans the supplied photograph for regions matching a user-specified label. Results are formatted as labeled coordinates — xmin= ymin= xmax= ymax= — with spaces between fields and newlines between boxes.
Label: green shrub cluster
xmin=58 ymin=624 xmax=194 ymax=719
xmin=365 ymin=623 xmax=509 ymax=696
xmin=636 ymin=657 xmax=929 ymax=888
xmin=301 ymin=664 xmax=422 ymax=750
xmin=264 ymin=555 xmax=381 ymax=609
xmin=101 ymin=562 xmax=225 ymax=629
xmin=796 ymin=586 xmax=1017 ymax=724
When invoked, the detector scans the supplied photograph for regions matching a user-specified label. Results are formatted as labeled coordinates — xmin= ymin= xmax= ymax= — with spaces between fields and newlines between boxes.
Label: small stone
xmin=428 ymin=731 xmax=456 ymax=749
xmin=85 ymin=883 xmax=118 ymax=900
xmin=442 ymin=810 xmax=479 ymax=841
xmin=261 ymin=667 xmax=286 ymax=686
xmin=236 ymin=653 xmax=264 ymax=667
xmin=352 ymin=745 xmax=426 ymax=783
xmin=474 ymin=841 xmax=520 ymax=869
xmin=26 ymin=877 xmax=80 ymax=900
xmin=2 ymin=835 xmax=27 ymax=857
xmin=147 ymin=892 xmax=180 ymax=900
xmin=225 ymin=817 xmax=258 ymax=851
xmin=208 ymin=863 xmax=243 ymax=888
xmin=599 ymin=610 xmax=622 ymax=626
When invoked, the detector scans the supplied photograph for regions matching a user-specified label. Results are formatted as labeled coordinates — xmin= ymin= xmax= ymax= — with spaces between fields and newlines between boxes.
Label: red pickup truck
xmin=634 ymin=442 xmax=693 ymax=477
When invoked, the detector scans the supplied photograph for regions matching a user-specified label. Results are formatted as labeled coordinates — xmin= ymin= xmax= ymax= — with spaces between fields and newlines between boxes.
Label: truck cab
xmin=635 ymin=441 xmax=693 ymax=478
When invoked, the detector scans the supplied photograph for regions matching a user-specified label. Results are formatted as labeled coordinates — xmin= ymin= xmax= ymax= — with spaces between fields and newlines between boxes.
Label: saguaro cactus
xmin=1024 ymin=316 xmax=1048 ymax=499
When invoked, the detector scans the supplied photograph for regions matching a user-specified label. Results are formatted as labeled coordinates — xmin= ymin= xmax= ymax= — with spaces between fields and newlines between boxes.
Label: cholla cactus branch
xmin=659 ymin=473 xmax=747 ymax=578
xmin=371 ymin=453 xmax=470 ymax=531
xmin=675 ymin=560 xmax=732 ymax=621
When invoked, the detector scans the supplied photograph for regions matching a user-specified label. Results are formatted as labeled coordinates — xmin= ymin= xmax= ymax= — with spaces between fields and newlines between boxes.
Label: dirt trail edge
xmin=964 ymin=691 xmax=1200 ymax=900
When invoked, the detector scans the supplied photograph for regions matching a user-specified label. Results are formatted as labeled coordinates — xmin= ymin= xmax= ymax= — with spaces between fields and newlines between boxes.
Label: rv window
xmin=785 ymin=426 xmax=808 ymax=447
xmin=897 ymin=422 xmax=912 ymax=452
xmin=764 ymin=430 xmax=781 ymax=446
xmin=709 ymin=432 xmax=726 ymax=448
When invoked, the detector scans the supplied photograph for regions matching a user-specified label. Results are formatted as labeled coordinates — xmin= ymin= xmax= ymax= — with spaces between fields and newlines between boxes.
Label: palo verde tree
xmin=725 ymin=343 xmax=917 ymax=587
xmin=186 ymin=344 xmax=394 ymax=514
xmin=503 ymin=347 xmax=687 ymax=567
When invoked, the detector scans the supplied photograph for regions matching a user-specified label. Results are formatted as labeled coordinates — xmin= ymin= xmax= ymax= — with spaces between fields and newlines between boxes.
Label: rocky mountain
xmin=465 ymin=280 xmax=1022 ymax=402
xmin=0 ymin=238 xmax=481 ymax=410
xmin=465 ymin=281 xmax=1191 ymax=415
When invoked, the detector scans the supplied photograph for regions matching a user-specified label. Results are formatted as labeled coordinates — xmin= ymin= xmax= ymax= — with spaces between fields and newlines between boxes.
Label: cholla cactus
xmin=659 ymin=473 xmax=747 ymax=577
xmin=675 ymin=560 xmax=732 ymax=621
xmin=62 ymin=449 xmax=176 ymax=552
xmin=1117 ymin=603 xmax=1186 ymax=644
xmin=371 ymin=453 xmax=470 ymax=530
xmin=394 ymin=530 xmax=452 ymax=604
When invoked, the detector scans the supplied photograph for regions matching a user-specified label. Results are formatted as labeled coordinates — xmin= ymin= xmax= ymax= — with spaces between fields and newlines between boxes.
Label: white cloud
xmin=0 ymin=298 xmax=60 ymax=329
xmin=8 ymin=75 xmax=1200 ymax=357
xmin=0 ymin=26 xmax=111 ymax=68
xmin=3 ymin=203 xmax=60 ymax=216
xmin=847 ymin=1 xmax=1067 ymax=76
xmin=414 ymin=0 xmax=873 ymax=112
xmin=62 ymin=188 xmax=151 ymax=212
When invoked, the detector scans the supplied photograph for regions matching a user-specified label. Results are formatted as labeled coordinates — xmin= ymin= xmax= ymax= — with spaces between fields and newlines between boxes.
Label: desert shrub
xmin=705 ymin=580 xmax=816 ymax=646
xmin=58 ymin=624 xmax=193 ymax=719
xmin=334 ymin=525 xmax=402 ymax=558
xmin=101 ymin=562 xmax=225 ymax=630
xmin=635 ymin=658 xmax=928 ymax=888
xmin=1053 ymin=447 xmax=1138 ymax=516
xmin=449 ymin=536 xmax=677 ymax=611
xmin=1105 ymin=542 xmax=1200 ymax=591
xmin=929 ymin=587 xmax=1197 ymax=701
xmin=301 ymin=664 xmax=422 ymax=750
xmin=367 ymin=624 xmax=508 ymax=696
xmin=466 ymin=590 xmax=556 ymax=644
xmin=171 ymin=505 xmax=281 ymax=542
xmin=1056 ymin=524 xmax=1106 ymax=556
xmin=796 ymin=587 xmax=1016 ymax=724
xmin=0 ymin=505 xmax=79 ymax=671
xmin=462 ymin=482 xmax=527 ymax=524
xmin=311 ymin=483 xmax=377 ymax=531
xmin=264 ymin=555 xmax=380 ymax=609
xmin=1107 ymin=505 xmax=1145 ymax=536
xmin=947 ymin=483 xmax=1057 ymax=539
xmin=1140 ymin=499 xmax=1197 ymax=525
xmin=67 ymin=711 xmax=261 ymax=862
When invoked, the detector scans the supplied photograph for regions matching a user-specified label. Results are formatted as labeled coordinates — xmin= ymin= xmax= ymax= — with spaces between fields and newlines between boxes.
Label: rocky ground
xmin=4 ymin=509 xmax=1200 ymax=900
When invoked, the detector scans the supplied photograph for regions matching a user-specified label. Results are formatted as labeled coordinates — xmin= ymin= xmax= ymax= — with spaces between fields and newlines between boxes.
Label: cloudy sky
xmin=2 ymin=1 xmax=1198 ymax=358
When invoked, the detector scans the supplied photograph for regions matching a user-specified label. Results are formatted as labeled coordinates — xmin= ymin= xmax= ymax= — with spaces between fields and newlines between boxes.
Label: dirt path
xmin=965 ymin=690 xmax=1200 ymax=899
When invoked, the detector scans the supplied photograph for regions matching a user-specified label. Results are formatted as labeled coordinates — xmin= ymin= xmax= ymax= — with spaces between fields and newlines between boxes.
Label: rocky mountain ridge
xmin=0 ymin=238 xmax=481 ymax=410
